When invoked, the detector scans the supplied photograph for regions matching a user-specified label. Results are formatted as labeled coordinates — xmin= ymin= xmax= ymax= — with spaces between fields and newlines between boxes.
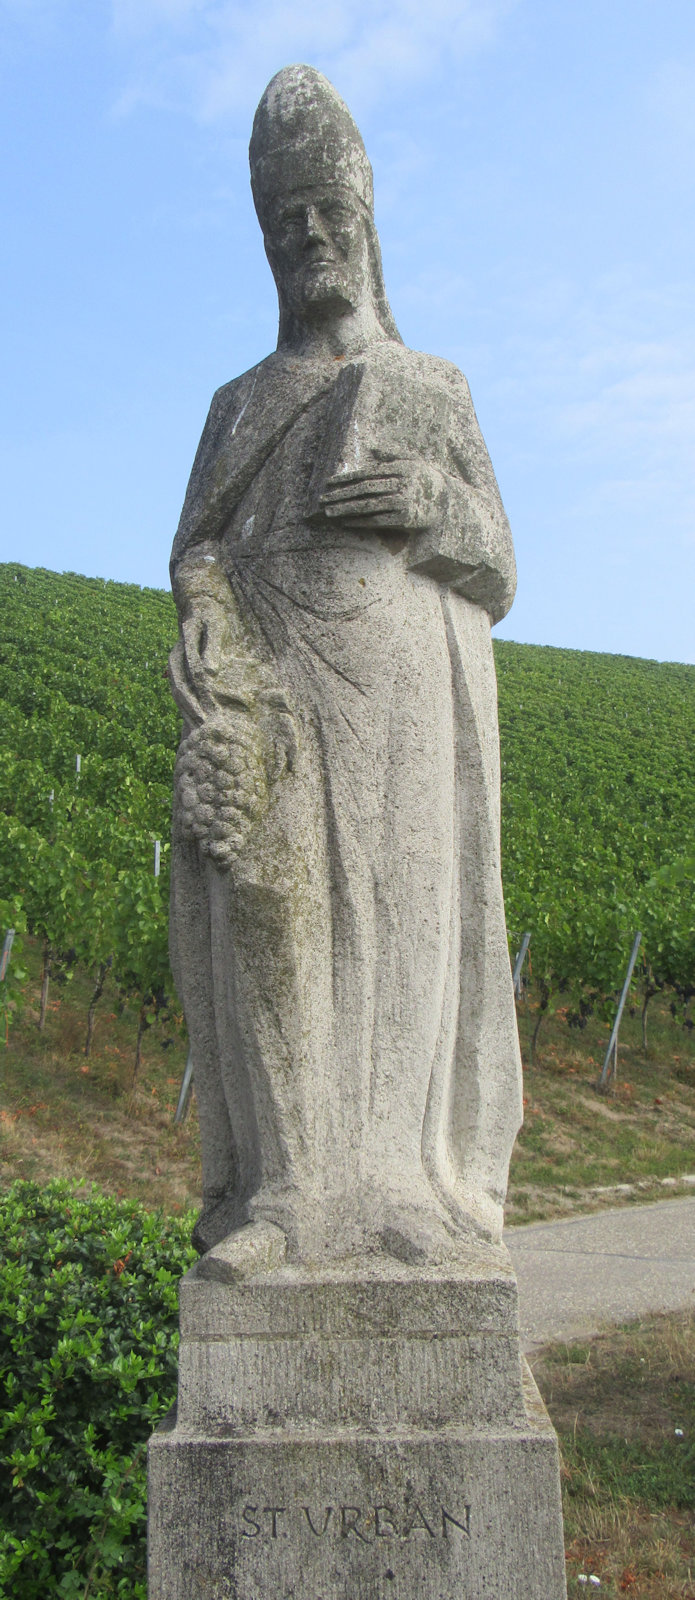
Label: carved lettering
xmin=264 ymin=1506 xmax=286 ymax=1538
xmin=442 ymin=1505 xmax=471 ymax=1538
xmin=374 ymin=1506 xmax=398 ymax=1538
xmin=241 ymin=1505 xmax=260 ymax=1537
xmin=402 ymin=1502 xmax=435 ymax=1539
xmin=303 ymin=1506 xmax=333 ymax=1536
xmin=340 ymin=1506 xmax=371 ymax=1543
xmin=239 ymin=1495 xmax=472 ymax=1542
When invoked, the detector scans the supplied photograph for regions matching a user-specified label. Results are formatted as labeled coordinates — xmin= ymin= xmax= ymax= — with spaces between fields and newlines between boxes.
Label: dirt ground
xmin=2 ymin=946 xmax=695 ymax=1229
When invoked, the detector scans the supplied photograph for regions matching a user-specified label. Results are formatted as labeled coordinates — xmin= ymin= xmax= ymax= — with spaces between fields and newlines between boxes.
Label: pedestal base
xmin=148 ymin=1240 xmax=567 ymax=1599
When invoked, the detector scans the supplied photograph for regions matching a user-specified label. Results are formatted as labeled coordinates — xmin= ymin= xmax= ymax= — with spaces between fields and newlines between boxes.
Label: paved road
xmin=505 ymin=1196 xmax=695 ymax=1349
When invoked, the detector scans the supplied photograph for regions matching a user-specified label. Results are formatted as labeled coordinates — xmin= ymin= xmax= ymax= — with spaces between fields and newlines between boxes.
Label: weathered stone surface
xmin=149 ymin=1245 xmax=567 ymax=1598
xmin=150 ymin=63 xmax=567 ymax=1600
xmin=167 ymin=62 xmax=523 ymax=1265
xmin=176 ymin=1242 xmax=523 ymax=1435
xmin=150 ymin=1428 xmax=566 ymax=1600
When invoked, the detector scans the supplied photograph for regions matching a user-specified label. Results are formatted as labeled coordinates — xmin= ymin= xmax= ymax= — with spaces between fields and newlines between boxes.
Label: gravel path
xmin=505 ymin=1196 xmax=695 ymax=1349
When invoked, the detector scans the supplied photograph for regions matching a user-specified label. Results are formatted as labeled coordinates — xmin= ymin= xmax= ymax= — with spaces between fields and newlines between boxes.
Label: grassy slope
xmin=2 ymin=935 xmax=694 ymax=1225
xmin=509 ymin=994 xmax=695 ymax=1221
xmin=0 ymin=941 xmax=199 ymax=1217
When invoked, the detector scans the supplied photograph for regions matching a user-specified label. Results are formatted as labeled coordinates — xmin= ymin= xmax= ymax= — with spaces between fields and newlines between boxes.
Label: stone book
xmin=304 ymin=353 xmax=453 ymax=524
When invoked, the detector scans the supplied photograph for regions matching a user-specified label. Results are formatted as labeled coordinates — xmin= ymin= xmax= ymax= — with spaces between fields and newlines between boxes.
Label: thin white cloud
xmin=539 ymin=287 xmax=695 ymax=543
xmin=420 ymin=264 xmax=695 ymax=550
xmin=110 ymin=0 xmax=517 ymax=122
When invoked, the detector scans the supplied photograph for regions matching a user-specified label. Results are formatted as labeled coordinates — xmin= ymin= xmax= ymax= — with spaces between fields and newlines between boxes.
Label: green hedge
xmin=0 ymin=1180 xmax=196 ymax=1598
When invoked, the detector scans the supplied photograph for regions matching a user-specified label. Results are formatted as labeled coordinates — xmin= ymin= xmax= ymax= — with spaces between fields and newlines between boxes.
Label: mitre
xmin=249 ymin=63 xmax=374 ymax=223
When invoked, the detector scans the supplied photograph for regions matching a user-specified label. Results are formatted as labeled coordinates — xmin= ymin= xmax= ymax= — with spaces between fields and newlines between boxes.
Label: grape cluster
xmin=175 ymin=713 xmax=269 ymax=869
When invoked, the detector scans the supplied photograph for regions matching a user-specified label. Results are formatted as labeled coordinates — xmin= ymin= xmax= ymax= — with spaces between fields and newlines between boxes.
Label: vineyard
xmin=495 ymin=639 xmax=695 ymax=1058
xmin=0 ymin=562 xmax=693 ymax=1073
xmin=0 ymin=565 xmax=178 ymax=1065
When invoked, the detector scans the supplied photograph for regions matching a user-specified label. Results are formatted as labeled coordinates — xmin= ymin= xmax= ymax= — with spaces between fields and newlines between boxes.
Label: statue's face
xmin=264 ymin=184 xmax=370 ymax=321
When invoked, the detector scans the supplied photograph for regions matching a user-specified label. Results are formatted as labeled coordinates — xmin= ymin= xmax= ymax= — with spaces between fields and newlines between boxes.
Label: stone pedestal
xmin=148 ymin=1236 xmax=567 ymax=1599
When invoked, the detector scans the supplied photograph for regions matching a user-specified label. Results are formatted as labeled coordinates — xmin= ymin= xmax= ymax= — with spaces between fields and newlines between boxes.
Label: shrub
xmin=0 ymin=1179 xmax=195 ymax=1598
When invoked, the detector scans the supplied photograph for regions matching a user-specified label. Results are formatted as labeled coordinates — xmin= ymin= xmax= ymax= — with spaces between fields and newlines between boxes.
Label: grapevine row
xmin=0 ymin=564 xmax=692 ymax=1069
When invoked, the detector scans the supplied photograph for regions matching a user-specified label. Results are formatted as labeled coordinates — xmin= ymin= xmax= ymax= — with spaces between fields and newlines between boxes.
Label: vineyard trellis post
xmin=512 ymin=931 xmax=531 ymax=999
xmin=174 ymin=1049 xmax=194 ymax=1123
xmin=1 ymin=927 xmax=17 ymax=1044
xmin=597 ymin=931 xmax=642 ymax=1094
xmin=0 ymin=928 xmax=15 ymax=982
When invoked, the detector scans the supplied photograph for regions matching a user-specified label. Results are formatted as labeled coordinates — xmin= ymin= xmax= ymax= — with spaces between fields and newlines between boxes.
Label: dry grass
xmin=0 ymin=943 xmax=201 ymax=1217
xmin=563 ymin=1506 xmax=694 ymax=1599
xmin=507 ymin=995 xmax=695 ymax=1224
xmin=533 ymin=1312 xmax=695 ymax=1598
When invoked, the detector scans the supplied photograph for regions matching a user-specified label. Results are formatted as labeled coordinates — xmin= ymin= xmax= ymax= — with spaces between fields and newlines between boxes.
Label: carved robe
xmin=169 ymin=339 xmax=523 ymax=1256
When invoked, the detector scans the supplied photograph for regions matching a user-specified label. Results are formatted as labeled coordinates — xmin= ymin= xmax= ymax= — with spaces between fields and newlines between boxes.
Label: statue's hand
xmin=171 ymin=554 xmax=240 ymax=717
xmin=320 ymin=459 xmax=448 ymax=533
xmin=181 ymin=598 xmax=235 ymax=702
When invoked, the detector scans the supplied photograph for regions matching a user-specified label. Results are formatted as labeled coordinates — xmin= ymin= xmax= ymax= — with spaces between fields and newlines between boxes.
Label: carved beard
xmin=289 ymin=260 xmax=358 ymax=315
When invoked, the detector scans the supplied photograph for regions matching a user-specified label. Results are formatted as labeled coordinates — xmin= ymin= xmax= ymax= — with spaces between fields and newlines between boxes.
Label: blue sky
xmin=1 ymin=0 xmax=694 ymax=662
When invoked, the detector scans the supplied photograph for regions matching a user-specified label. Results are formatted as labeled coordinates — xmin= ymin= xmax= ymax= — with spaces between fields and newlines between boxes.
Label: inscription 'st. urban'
xmin=168 ymin=63 xmax=523 ymax=1267
xmin=239 ymin=1503 xmax=472 ymax=1542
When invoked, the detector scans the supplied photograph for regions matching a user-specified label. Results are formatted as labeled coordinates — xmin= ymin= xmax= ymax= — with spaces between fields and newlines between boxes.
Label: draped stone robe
xmin=169 ymin=338 xmax=523 ymax=1259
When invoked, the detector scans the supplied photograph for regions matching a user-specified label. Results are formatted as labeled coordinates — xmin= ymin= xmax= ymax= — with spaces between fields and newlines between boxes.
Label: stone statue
xmin=151 ymin=68 xmax=567 ymax=1600
xmin=168 ymin=63 xmax=523 ymax=1264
